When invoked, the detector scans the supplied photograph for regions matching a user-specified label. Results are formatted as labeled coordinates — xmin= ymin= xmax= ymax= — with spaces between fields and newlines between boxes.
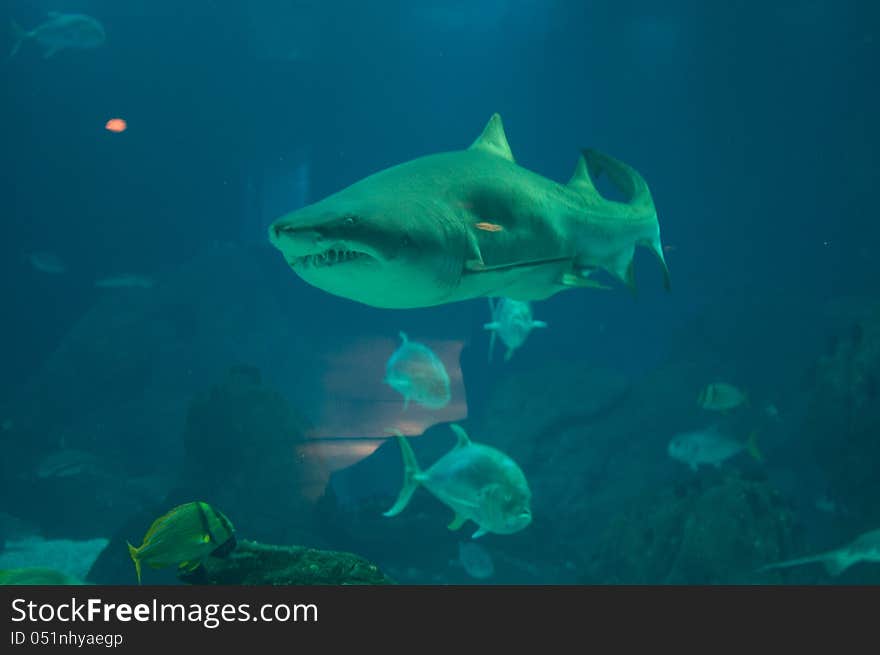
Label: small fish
xmin=32 ymin=448 xmax=100 ymax=480
xmin=758 ymin=528 xmax=880 ymax=577
xmin=384 ymin=332 xmax=451 ymax=410
xmin=10 ymin=12 xmax=105 ymax=59
xmin=105 ymin=118 xmax=127 ymax=133
xmin=474 ymin=222 xmax=503 ymax=232
xmin=126 ymin=501 xmax=236 ymax=584
xmin=94 ymin=274 xmax=155 ymax=289
xmin=484 ymin=297 xmax=547 ymax=362
xmin=814 ymin=496 xmax=837 ymax=514
xmin=0 ymin=567 xmax=82 ymax=585
xmin=667 ymin=426 xmax=761 ymax=471
xmin=764 ymin=403 xmax=780 ymax=421
xmin=25 ymin=251 xmax=66 ymax=274
xmin=697 ymin=382 xmax=749 ymax=412
xmin=383 ymin=424 xmax=533 ymax=538
xmin=458 ymin=541 xmax=495 ymax=580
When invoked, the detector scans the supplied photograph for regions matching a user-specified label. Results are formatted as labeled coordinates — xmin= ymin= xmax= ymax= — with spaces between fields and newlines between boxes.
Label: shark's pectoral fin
xmin=559 ymin=272 xmax=611 ymax=290
xmin=465 ymin=255 xmax=571 ymax=275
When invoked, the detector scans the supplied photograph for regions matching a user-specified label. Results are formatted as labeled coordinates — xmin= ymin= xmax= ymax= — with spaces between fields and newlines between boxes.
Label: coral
xmin=178 ymin=539 xmax=394 ymax=585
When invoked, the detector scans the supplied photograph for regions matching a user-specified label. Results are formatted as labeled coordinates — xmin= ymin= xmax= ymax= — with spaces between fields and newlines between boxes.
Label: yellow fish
xmin=127 ymin=501 xmax=235 ymax=584
xmin=698 ymin=382 xmax=749 ymax=412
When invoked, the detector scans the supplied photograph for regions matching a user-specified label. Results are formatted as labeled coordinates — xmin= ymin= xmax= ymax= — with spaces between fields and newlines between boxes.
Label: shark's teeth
xmin=295 ymin=249 xmax=368 ymax=269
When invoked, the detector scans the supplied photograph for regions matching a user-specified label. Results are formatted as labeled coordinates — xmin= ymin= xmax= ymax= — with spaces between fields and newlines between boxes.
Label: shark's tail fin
xmin=9 ymin=20 xmax=27 ymax=58
xmin=568 ymin=148 xmax=671 ymax=292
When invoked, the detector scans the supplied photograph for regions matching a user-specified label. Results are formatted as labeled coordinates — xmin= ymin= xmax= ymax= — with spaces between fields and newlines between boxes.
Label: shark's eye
xmin=344 ymin=216 xmax=356 ymax=226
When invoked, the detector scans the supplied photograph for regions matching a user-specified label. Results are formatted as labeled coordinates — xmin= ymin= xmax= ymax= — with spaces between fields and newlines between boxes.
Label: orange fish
xmin=105 ymin=118 xmax=127 ymax=133
xmin=474 ymin=222 xmax=503 ymax=233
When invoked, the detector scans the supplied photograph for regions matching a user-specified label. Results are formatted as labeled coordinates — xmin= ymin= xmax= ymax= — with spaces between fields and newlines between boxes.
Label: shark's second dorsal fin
xmin=567 ymin=154 xmax=600 ymax=199
xmin=468 ymin=114 xmax=515 ymax=162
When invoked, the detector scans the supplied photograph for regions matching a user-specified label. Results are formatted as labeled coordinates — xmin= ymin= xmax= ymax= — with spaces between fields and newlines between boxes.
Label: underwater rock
xmin=0 ymin=536 xmax=108 ymax=583
xmin=178 ymin=539 xmax=393 ymax=585
xmin=175 ymin=364 xmax=318 ymax=544
xmin=0 ymin=244 xmax=322 ymax=541
xmin=88 ymin=365 xmax=327 ymax=584
xmin=803 ymin=302 xmax=880 ymax=531
xmin=580 ymin=475 xmax=802 ymax=584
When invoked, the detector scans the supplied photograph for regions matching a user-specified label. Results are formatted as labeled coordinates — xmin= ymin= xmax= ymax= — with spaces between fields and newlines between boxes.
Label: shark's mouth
xmin=292 ymin=248 xmax=372 ymax=269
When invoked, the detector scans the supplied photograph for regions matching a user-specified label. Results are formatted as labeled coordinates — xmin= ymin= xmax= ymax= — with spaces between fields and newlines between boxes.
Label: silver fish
xmin=667 ymin=426 xmax=761 ymax=471
xmin=383 ymin=424 xmax=532 ymax=538
xmin=94 ymin=275 xmax=155 ymax=289
xmin=10 ymin=12 xmax=105 ymax=60
xmin=484 ymin=297 xmax=547 ymax=362
xmin=759 ymin=529 xmax=880 ymax=577
xmin=384 ymin=332 xmax=451 ymax=410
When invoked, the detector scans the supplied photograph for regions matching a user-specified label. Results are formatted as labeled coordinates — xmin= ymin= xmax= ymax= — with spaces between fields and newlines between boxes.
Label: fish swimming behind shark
xmin=268 ymin=113 xmax=670 ymax=309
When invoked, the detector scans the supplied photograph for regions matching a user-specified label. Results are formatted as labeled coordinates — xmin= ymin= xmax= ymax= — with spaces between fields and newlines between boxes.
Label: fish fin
xmin=823 ymin=554 xmax=850 ymax=577
xmin=472 ymin=528 xmax=488 ymax=539
xmin=127 ymin=542 xmax=142 ymax=585
xmin=582 ymin=148 xmax=654 ymax=211
xmin=532 ymin=320 xmax=548 ymax=328
xmin=9 ymin=20 xmax=27 ymax=58
xmin=566 ymin=154 xmax=601 ymax=199
xmin=402 ymin=396 xmax=410 ymax=411
xmin=382 ymin=434 xmax=422 ymax=517
xmin=398 ymin=331 xmax=408 ymax=343
xmin=448 ymin=514 xmax=466 ymax=531
xmin=178 ymin=560 xmax=202 ymax=574
xmin=758 ymin=552 xmax=836 ymax=574
xmin=581 ymin=148 xmax=669 ymax=290
xmin=745 ymin=430 xmax=762 ymax=462
xmin=466 ymin=255 xmax=571 ymax=274
xmin=559 ymin=272 xmax=611 ymax=290
xmin=468 ymin=113 xmax=515 ymax=162
xmin=450 ymin=423 xmax=472 ymax=448
xmin=483 ymin=321 xmax=500 ymax=331
xmin=504 ymin=347 xmax=514 ymax=362
xmin=487 ymin=328 xmax=496 ymax=363
xmin=644 ymin=237 xmax=671 ymax=292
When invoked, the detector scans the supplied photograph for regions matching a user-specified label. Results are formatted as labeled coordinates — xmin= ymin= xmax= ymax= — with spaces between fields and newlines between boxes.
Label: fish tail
xmin=745 ymin=430 xmax=762 ymax=463
xmin=823 ymin=553 xmax=851 ymax=577
xmin=127 ymin=542 xmax=143 ymax=585
xmin=758 ymin=552 xmax=834 ymax=574
xmin=9 ymin=20 xmax=27 ymax=58
xmin=581 ymin=148 xmax=670 ymax=291
xmin=382 ymin=429 xmax=422 ymax=518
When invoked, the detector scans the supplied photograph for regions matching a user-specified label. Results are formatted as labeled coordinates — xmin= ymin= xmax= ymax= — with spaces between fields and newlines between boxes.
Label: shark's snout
xmin=269 ymin=219 xmax=378 ymax=270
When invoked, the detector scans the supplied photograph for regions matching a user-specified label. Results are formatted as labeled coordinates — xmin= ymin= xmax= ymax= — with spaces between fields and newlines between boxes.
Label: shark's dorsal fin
xmin=567 ymin=155 xmax=600 ymax=198
xmin=468 ymin=114 xmax=515 ymax=162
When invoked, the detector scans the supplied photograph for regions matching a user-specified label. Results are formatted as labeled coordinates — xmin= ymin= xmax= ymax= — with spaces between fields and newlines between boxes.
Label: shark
xmin=268 ymin=113 xmax=670 ymax=309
